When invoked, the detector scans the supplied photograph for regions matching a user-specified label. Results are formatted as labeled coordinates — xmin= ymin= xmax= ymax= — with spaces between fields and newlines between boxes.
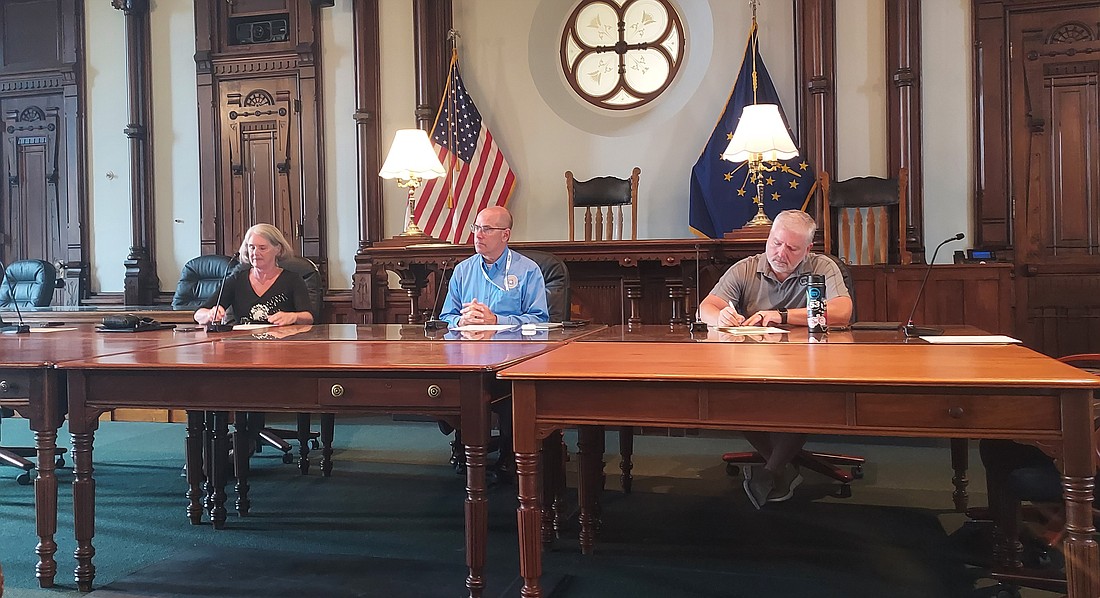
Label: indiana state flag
xmin=689 ymin=22 xmax=814 ymax=238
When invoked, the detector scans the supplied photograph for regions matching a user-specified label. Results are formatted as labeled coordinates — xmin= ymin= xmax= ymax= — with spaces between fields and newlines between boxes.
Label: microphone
xmin=0 ymin=261 xmax=31 ymax=334
xmin=689 ymin=243 xmax=707 ymax=333
xmin=205 ymin=254 xmax=239 ymax=333
xmin=423 ymin=259 xmax=453 ymax=331
xmin=902 ymin=233 xmax=965 ymax=338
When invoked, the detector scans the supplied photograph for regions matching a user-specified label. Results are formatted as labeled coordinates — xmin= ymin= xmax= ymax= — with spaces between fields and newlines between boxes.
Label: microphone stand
xmin=206 ymin=255 xmax=239 ymax=333
xmin=423 ymin=259 xmax=452 ymax=332
xmin=0 ymin=261 xmax=30 ymax=334
xmin=903 ymin=233 xmax=965 ymax=338
xmin=689 ymin=244 xmax=708 ymax=333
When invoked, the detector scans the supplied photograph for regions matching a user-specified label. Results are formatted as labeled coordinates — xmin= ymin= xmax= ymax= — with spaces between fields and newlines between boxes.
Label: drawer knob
xmin=426 ymin=384 xmax=442 ymax=398
xmin=947 ymin=406 xmax=965 ymax=419
xmin=0 ymin=380 xmax=8 ymax=392
xmin=330 ymin=384 xmax=344 ymax=398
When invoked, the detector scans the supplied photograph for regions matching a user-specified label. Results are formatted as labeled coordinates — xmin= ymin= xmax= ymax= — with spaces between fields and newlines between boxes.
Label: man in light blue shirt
xmin=439 ymin=206 xmax=549 ymax=327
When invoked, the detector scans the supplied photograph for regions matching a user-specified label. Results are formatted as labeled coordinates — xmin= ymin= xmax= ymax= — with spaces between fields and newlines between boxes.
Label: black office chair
xmin=1 ymin=259 xmax=66 ymax=484
xmin=1 ymin=259 xmax=62 ymax=308
xmin=721 ymin=253 xmax=865 ymax=496
xmin=171 ymin=254 xmax=236 ymax=309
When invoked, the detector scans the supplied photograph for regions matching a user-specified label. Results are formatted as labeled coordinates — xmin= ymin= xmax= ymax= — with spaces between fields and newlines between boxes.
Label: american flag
xmin=413 ymin=52 xmax=516 ymax=244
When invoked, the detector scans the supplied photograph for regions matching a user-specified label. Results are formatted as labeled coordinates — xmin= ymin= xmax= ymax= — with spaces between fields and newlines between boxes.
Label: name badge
xmin=504 ymin=274 xmax=519 ymax=290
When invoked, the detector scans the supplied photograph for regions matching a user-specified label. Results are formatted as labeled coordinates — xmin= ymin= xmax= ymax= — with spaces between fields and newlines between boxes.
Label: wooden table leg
xmin=209 ymin=411 xmax=229 ymax=529
xmin=71 ymin=427 xmax=97 ymax=592
xmin=577 ymin=425 xmax=602 ymax=555
xmin=33 ymin=426 xmax=58 ymax=587
xmin=461 ymin=376 xmax=491 ymax=598
xmin=513 ymin=381 xmax=542 ymax=598
xmin=296 ymin=412 xmax=312 ymax=474
xmin=233 ymin=411 xmax=251 ymax=516
xmin=1060 ymin=390 xmax=1099 ymax=598
xmin=618 ymin=426 xmax=634 ymax=494
xmin=540 ymin=430 xmax=563 ymax=545
xmin=320 ymin=413 xmax=335 ymax=477
xmin=949 ymin=437 xmax=969 ymax=512
xmin=185 ymin=410 xmax=204 ymax=524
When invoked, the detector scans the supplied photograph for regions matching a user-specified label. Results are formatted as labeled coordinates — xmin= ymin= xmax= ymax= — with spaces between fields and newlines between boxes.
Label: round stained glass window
xmin=560 ymin=0 xmax=685 ymax=110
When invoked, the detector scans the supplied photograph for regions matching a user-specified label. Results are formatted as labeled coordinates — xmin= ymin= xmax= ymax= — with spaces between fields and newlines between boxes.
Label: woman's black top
xmin=201 ymin=268 xmax=310 ymax=324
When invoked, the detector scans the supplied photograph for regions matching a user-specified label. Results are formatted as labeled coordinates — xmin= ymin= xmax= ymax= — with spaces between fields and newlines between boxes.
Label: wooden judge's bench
xmin=347 ymin=238 xmax=1014 ymax=335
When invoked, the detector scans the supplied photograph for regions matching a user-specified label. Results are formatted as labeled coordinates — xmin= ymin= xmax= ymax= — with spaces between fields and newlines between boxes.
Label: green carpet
xmin=0 ymin=417 xmax=1012 ymax=597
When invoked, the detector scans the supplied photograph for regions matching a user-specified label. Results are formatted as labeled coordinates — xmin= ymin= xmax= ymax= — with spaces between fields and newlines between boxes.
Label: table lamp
xmin=720 ymin=103 xmax=799 ymax=227
xmin=379 ymin=129 xmax=446 ymax=240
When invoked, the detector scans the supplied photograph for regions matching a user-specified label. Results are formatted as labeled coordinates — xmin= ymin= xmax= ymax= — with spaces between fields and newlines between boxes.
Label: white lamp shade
xmin=720 ymin=104 xmax=799 ymax=163
xmin=379 ymin=129 xmax=446 ymax=180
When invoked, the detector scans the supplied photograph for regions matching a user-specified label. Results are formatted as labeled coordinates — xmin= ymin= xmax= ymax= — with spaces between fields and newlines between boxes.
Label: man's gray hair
xmin=772 ymin=210 xmax=817 ymax=246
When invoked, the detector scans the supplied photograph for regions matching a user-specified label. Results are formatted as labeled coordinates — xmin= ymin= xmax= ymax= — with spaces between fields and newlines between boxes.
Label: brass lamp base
xmin=745 ymin=201 xmax=772 ymax=227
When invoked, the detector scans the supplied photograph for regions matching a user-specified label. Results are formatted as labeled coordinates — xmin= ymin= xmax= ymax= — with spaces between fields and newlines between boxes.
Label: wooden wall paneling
xmin=194 ymin=6 xmax=219 ymax=256
xmin=194 ymin=0 xmax=330 ymax=276
xmin=113 ymin=0 xmax=160 ymax=305
xmin=972 ymin=1 xmax=1012 ymax=251
xmin=1010 ymin=5 xmax=1100 ymax=355
xmin=885 ymin=0 xmax=925 ymax=263
xmin=794 ymin=0 xmax=836 ymax=226
xmin=412 ymin=0 xmax=453 ymax=130
xmin=0 ymin=0 xmax=86 ymax=304
xmin=351 ymin=0 xmax=384 ymax=321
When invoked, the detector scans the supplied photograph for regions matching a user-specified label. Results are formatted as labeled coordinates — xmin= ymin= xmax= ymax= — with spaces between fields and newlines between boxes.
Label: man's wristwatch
xmin=777 ymin=308 xmax=788 ymax=325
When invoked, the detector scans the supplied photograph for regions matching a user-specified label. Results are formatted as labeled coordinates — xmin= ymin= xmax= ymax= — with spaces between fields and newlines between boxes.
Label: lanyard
xmin=480 ymin=248 xmax=513 ymax=292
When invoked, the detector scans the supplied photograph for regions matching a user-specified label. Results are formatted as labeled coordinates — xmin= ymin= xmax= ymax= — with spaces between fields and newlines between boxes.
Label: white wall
xmin=82 ymin=0 xmax=973 ymax=293
xmin=85 ymin=2 xmax=131 ymax=293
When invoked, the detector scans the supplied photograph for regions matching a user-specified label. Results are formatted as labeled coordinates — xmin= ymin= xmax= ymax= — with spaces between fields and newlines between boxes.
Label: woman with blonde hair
xmin=194 ymin=224 xmax=314 ymax=326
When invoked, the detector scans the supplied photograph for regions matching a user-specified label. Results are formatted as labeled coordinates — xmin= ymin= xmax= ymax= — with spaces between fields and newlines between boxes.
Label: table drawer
xmin=318 ymin=377 xmax=460 ymax=408
xmin=856 ymin=393 xmax=1061 ymax=431
xmin=0 ymin=371 xmax=31 ymax=400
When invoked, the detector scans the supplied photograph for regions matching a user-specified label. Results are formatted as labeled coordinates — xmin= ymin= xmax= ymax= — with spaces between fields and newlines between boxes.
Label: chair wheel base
xmin=725 ymin=463 xmax=742 ymax=477
xmin=281 ymin=453 xmax=294 ymax=464
xmin=16 ymin=471 xmax=32 ymax=485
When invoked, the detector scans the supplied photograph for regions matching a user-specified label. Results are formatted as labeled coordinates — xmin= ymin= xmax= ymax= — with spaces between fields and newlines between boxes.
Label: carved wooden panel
xmin=220 ymin=80 xmax=301 ymax=252
xmin=196 ymin=0 xmax=328 ymax=275
xmin=0 ymin=0 xmax=83 ymax=304
xmin=974 ymin=1 xmax=1100 ymax=356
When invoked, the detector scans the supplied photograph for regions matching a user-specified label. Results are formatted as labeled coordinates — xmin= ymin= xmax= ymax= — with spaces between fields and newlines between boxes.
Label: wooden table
xmin=57 ymin=323 xmax=600 ymax=596
xmin=499 ymin=340 xmax=1100 ymax=598
xmin=0 ymin=324 xmax=235 ymax=588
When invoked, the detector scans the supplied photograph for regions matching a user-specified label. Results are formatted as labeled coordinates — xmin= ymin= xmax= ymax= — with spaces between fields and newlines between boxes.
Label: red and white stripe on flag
xmin=413 ymin=129 xmax=515 ymax=244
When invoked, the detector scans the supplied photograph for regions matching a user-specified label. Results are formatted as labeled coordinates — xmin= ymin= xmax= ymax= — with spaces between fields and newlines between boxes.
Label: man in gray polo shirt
xmin=699 ymin=209 xmax=853 ymax=509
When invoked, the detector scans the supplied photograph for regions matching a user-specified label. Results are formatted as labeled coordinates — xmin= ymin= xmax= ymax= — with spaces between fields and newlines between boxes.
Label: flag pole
xmin=445 ymin=30 xmax=461 ymax=243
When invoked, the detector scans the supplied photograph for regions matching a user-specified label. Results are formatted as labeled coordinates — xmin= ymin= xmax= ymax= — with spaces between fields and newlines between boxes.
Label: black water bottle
xmin=804 ymin=274 xmax=827 ymax=334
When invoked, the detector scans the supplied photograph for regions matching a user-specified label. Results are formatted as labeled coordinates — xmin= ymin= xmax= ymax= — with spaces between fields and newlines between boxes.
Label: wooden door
xmin=0 ymin=100 xmax=67 ymax=285
xmin=1009 ymin=5 xmax=1100 ymax=354
xmin=218 ymin=78 xmax=302 ymax=255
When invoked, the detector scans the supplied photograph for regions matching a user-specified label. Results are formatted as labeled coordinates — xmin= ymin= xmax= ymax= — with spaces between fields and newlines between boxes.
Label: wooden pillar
xmin=113 ymin=0 xmax=159 ymax=304
xmin=794 ymin=0 xmax=836 ymax=226
xmin=886 ymin=0 xmax=925 ymax=262
xmin=351 ymin=0 xmax=386 ymax=320
xmin=412 ymin=0 xmax=453 ymax=130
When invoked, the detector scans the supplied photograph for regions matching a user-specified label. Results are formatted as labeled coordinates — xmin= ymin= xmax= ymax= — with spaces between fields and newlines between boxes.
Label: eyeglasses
xmin=469 ymin=224 xmax=509 ymax=234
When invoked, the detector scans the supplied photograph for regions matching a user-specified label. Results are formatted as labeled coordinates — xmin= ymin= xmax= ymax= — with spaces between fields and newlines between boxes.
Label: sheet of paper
xmin=521 ymin=322 xmax=563 ymax=330
xmin=920 ymin=335 xmax=1021 ymax=344
xmin=232 ymin=323 xmax=274 ymax=330
xmin=30 ymin=327 xmax=78 ymax=333
xmin=714 ymin=326 xmax=788 ymax=335
xmin=448 ymin=324 xmax=517 ymax=332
